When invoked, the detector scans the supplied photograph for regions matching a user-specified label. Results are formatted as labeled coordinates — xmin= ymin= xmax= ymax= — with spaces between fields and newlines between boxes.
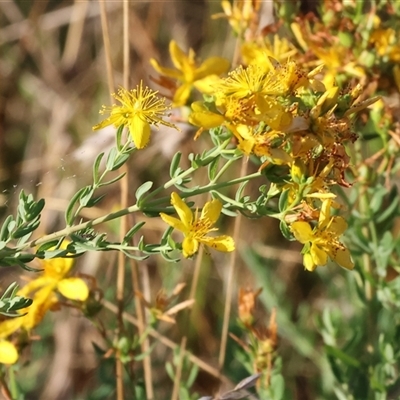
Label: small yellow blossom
xmin=160 ymin=192 xmax=235 ymax=258
xmin=0 ymin=242 xmax=89 ymax=339
xmin=0 ymin=340 xmax=18 ymax=364
xmin=232 ymin=124 xmax=291 ymax=167
xmin=212 ymin=0 xmax=259 ymax=37
xmin=291 ymin=199 xmax=354 ymax=271
xmin=93 ymin=82 xmax=178 ymax=149
xmin=241 ymin=36 xmax=298 ymax=67
xmin=150 ymin=40 xmax=230 ymax=107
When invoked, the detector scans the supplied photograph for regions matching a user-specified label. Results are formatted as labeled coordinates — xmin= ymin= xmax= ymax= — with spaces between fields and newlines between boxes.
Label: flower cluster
xmin=0 ymin=243 xmax=88 ymax=364
xmin=186 ymin=54 xmax=370 ymax=270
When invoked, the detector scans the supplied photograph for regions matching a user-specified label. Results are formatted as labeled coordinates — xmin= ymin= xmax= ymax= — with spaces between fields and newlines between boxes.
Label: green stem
xmin=9 ymin=365 xmax=18 ymax=400
xmin=15 ymin=145 xmax=260 ymax=254
xmin=210 ymin=157 xmax=237 ymax=184
xmin=17 ymin=203 xmax=140 ymax=252
xmin=144 ymin=172 xmax=262 ymax=209
xmin=141 ymin=139 xmax=232 ymax=203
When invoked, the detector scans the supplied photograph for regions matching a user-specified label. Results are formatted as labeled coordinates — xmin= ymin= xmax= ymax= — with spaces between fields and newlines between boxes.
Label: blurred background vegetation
xmin=1 ymin=1 xmax=400 ymax=399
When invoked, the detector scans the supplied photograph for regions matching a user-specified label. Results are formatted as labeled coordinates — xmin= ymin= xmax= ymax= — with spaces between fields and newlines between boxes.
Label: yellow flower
xmin=232 ymin=124 xmax=291 ymax=166
xmin=160 ymin=192 xmax=235 ymax=258
xmin=212 ymin=0 xmax=260 ymax=37
xmin=0 ymin=242 xmax=89 ymax=339
xmin=370 ymin=28 xmax=395 ymax=57
xmin=291 ymin=199 xmax=354 ymax=271
xmin=0 ymin=340 xmax=18 ymax=364
xmin=93 ymin=82 xmax=178 ymax=149
xmin=150 ymin=40 xmax=230 ymax=106
xmin=241 ymin=36 xmax=298 ymax=67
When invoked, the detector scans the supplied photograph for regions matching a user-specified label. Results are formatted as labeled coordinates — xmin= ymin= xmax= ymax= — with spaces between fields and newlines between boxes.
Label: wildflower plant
xmin=0 ymin=0 xmax=399 ymax=398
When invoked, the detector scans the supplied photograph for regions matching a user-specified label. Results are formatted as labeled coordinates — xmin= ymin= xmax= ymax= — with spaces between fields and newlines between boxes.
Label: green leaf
xmin=170 ymin=152 xmax=182 ymax=178
xmin=165 ymin=361 xmax=175 ymax=380
xmin=376 ymin=195 xmax=399 ymax=224
xmin=12 ymin=222 xmax=39 ymax=239
xmin=324 ymin=344 xmax=361 ymax=368
xmin=123 ymin=221 xmax=146 ymax=244
xmin=109 ymin=153 xmax=130 ymax=171
xmin=26 ymin=198 xmax=45 ymax=221
xmin=278 ymin=189 xmax=290 ymax=213
xmin=86 ymin=194 xmax=106 ymax=208
xmin=36 ymin=240 xmax=63 ymax=254
xmin=369 ymin=186 xmax=388 ymax=215
xmin=186 ymin=364 xmax=199 ymax=388
xmin=135 ymin=181 xmax=153 ymax=202
xmin=279 ymin=220 xmax=292 ymax=240
xmin=235 ymin=181 xmax=248 ymax=202
xmin=221 ymin=208 xmax=239 ymax=217
xmin=98 ymin=172 xmax=126 ymax=187
xmin=93 ymin=152 xmax=105 ymax=185
xmin=65 ymin=187 xmax=88 ymax=225
xmin=0 ymin=215 xmax=14 ymax=241
xmin=106 ymin=147 xmax=118 ymax=171
xmin=207 ymin=155 xmax=220 ymax=181
xmin=115 ymin=125 xmax=125 ymax=150
xmin=79 ymin=186 xmax=95 ymax=207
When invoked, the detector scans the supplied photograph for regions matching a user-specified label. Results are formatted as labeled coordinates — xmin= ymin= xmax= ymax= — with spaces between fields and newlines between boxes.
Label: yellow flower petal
xmin=200 ymin=199 xmax=223 ymax=224
xmin=0 ymin=341 xmax=18 ymax=365
xmin=0 ymin=317 xmax=24 ymax=339
xmin=159 ymin=213 xmax=188 ymax=234
xmin=173 ymin=83 xmax=192 ymax=106
xmin=333 ymin=248 xmax=354 ymax=270
xmin=201 ymin=235 xmax=235 ymax=252
xmin=169 ymin=40 xmax=187 ymax=73
xmin=130 ymin=115 xmax=151 ymax=149
xmin=57 ymin=278 xmax=89 ymax=301
xmin=188 ymin=110 xmax=225 ymax=129
xmin=319 ymin=198 xmax=332 ymax=228
xmin=328 ymin=216 xmax=348 ymax=236
xmin=23 ymin=288 xmax=57 ymax=329
xmin=193 ymin=75 xmax=223 ymax=94
xmin=18 ymin=277 xmax=48 ymax=297
xmin=291 ymin=221 xmax=313 ymax=244
xmin=171 ymin=192 xmax=193 ymax=227
xmin=194 ymin=57 xmax=230 ymax=80
xmin=311 ymin=243 xmax=328 ymax=266
xmin=149 ymin=58 xmax=183 ymax=80
xmin=303 ymin=253 xmax=317 ymax=271
xmin=182 ymin=237 xmax=199 ymax=258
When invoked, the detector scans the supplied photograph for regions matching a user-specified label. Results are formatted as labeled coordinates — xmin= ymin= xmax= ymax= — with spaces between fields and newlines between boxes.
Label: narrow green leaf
xmin=98 ymin=172 xmax=126 ymax=187
xmin=278 ymin=189 xmax=290 ymax=213
xmin=376 ymin=196 xmax=399 ymax=224
xmin=0 ymin=215 xmax=14 ymax=241
xmin=123 ymin=221 xmax=146 ymax=243
xmin=207 ymin=156 xmax=220 ymax=181
xmin=106 ymin=147 xmax=117 ymax=171
xmin=279 ymin=220 xmax=292 ymax=240
xmin=93 ymin=152 xmax=105 ymax=185
xmin=135 ymin=181 xmax=153 ymax=202
xmin=65 ymin=187 xmax=88 ymax=225
xmin=109 ymin=153 xmax=129 ymax=171
xmin=325 ymin=345 xmax=361 ymax=368
xmin=115 ymin=125 xmax=125 ymax=150
xmin=170 ymin=152 xmax=182 ymax=178
xmin=79 ymin=186 xmax=95 ymax=207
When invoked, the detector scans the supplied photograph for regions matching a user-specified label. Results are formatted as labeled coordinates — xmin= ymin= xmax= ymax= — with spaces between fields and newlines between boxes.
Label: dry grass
xmin=0 ymin=1 xmax=339 ymax=399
